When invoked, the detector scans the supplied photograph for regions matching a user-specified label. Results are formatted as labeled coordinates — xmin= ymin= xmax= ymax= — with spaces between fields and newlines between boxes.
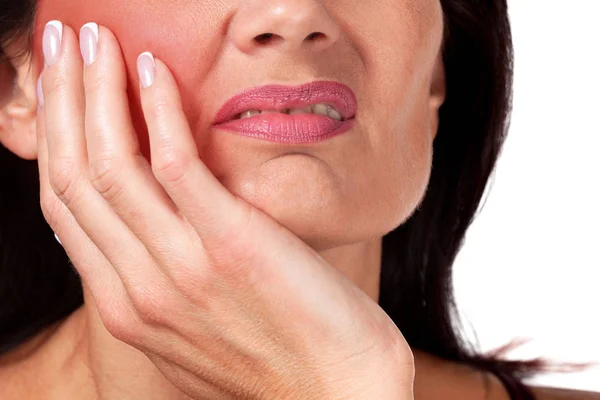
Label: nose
xmin=229 ymin=0 xmax=341 ymax=55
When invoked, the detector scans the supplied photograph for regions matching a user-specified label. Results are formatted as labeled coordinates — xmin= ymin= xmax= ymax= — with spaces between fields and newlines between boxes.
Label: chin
xmin=215 ymin=151 xmax=432 ymax=251
xmin=226 ymin=184 xmax=399 ymax=252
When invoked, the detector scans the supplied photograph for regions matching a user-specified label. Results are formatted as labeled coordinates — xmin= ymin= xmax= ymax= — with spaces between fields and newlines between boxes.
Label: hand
xmin=36 ymin=21 xmax=414 ymax=400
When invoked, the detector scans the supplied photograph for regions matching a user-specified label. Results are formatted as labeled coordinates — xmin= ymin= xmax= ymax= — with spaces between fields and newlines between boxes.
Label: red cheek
xmin=33 ymin=0 xmax=203 ymax=163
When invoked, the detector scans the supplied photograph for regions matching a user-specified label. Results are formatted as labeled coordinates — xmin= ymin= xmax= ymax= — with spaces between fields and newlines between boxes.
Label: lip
xmin=211 ymin=81 xmax=357 ymax=144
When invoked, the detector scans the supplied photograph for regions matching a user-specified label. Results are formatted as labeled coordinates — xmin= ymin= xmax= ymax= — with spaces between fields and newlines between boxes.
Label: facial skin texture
xmin=32 ymin=0 xmax=445 ymax=254
xmin=0 ymin=0 xmax=447 ymax=397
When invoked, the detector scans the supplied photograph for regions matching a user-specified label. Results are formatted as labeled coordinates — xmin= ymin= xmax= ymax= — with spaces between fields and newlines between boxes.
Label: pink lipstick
xmin=211 ymin=81 xmax=357 ymax=144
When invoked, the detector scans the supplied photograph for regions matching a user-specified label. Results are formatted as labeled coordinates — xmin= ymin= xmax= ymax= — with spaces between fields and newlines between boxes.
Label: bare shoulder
xmin=413 ymin=349 xmax=508 ymax=399
xmin=412 ymin=349 xmax=600 ymax=400
xmin=529 ymin=386 xmax=600 ymax=400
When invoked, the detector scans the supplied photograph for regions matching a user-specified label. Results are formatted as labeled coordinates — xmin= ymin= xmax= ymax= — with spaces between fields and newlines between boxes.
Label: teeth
xmin=327 ymin=108 xmax=343 ymax=121
xmin=237 ymin=103 xmax=343 ymax=121
xmin=239 ymin=110 xmax=262 ymax=119
xmin=311 ymin=104 xmax=330 ymax=117
xmin=311 ymin=104 xmax=343 ymax=121
xmin=288 ymin=105 xmax=314 ymax=115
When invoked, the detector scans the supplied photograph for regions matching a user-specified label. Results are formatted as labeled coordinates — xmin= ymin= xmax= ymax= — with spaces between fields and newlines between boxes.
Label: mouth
xmin=232 ymin=103 xmax=346 ymax=122
xmin=212 ymin=81 xmax=357 ymax=125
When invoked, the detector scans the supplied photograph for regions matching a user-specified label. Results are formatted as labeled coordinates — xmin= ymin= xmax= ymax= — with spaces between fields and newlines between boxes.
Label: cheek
xmin=372 ymin=121 xmax=433 ymax=232
xmin=355 ymin=68 xmax=435 ymax=232
xmin=33 ymin=0 xmax=208 ymax=161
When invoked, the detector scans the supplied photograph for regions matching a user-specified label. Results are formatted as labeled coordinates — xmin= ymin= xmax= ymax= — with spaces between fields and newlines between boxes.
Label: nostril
xmin=252 ymin=31 xmax=328 ymax=48
xmin=305 ymin=32 xmax=324 ymax=41
xmin=254 ymin=33 xmax=276 ymax=44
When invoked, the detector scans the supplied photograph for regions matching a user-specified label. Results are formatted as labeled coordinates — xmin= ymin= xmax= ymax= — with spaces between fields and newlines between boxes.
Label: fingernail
xmin=42 ymin=20 xmax=63 ymax=67
xmin=80 ymin=22 xmax=99 ymax=66
xmin=137 ymin=52 xmax=155 ymax=89
xmin=54 ymin=232 xmax=63 ymax=246
xmin=36 ymin=74 xmax=44 ymax=109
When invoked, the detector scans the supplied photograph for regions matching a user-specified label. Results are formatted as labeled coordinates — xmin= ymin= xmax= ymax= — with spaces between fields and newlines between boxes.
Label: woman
xmin=0 ymin=0 xmax=598 ymax=398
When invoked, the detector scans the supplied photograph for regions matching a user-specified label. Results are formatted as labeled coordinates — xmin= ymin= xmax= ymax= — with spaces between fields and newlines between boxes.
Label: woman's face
xmin=32 ymin=0 xmax=445 ymax=250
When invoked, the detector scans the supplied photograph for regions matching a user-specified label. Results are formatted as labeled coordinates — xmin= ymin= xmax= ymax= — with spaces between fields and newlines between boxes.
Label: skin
xmin=1 ymin=0 xmax=598 ymax=399
xmin=6 ymin=23 xmax=412 ymax=398
xmin=32 ymin=0 xmax=444 ymax=252
xmin=0 ymin=0 xmax=446 ymax=398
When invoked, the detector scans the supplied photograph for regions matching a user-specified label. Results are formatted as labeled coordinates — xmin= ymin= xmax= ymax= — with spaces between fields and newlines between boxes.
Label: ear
xmin=0 ymin=42 xmax=38 ymax=160
xmin=429 ymin=50 xmax=446 ymax=141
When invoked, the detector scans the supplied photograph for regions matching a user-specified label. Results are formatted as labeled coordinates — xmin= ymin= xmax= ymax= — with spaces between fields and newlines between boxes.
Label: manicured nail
xmin=36 ymin=74 xmax=44 ymax=109
xmin=80 ymin=22 xmax=99 ymax=66
xmin=54 ymin=232 xmax=63 ymax=246
xmin=42 ymin=20 xmax=63 ymax=67
xmin=137 ymin=52 xmax=156 ymax=88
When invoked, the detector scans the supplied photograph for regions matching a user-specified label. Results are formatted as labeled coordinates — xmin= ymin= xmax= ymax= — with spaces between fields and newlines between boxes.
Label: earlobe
xmin=0 ymin=46 xmax=39 ymax=160
xmin=429 ymin=51 xmax=446 ymax=141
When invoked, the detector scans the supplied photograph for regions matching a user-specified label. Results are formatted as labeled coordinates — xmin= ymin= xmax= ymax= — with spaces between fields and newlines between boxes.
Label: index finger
xmin=137 ymin=53 xmax=250 ymax=252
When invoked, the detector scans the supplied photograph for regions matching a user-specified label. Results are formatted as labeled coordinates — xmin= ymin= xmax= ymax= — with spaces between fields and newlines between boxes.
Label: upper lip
xmin=212 ymin=81 xmax=358 ymax=125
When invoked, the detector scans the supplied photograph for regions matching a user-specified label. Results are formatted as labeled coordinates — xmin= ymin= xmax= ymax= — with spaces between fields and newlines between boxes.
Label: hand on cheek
xmin=36 ymin=20 xmax=415 ymax=400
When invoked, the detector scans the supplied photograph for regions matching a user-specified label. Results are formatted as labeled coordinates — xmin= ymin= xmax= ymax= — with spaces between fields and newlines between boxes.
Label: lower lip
xmin=211 ymin=113 xmax=355 ymax=144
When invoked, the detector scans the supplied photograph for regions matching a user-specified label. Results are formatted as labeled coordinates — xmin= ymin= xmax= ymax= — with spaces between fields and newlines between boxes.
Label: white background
xmin=453 ymin=0 xmax=600 ymax=392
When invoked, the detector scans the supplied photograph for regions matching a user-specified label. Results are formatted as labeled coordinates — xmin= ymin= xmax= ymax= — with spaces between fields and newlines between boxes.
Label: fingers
xmin=137 ymin=53 xmax=250 ymax=254
xmin=39 ymin=21 xmax=164 ymax=297
xmin=80 ymin=23 xmax=140 ymax=161
xmin=79 ymin=24 xmax=201 ymax=277
xmin=35 ymin=74 xmax=130 ymax=319
xmin=40 ymin=18 xmax=254 ymax=302
xmin=42 ymin=20 xmax=87 ymax=196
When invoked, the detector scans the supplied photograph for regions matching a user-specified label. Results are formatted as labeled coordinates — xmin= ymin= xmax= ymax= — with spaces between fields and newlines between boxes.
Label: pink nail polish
xmin=80 ymin=22 xmax=99 ymax=66
xmin=42 ymin=20 xmax=63 ymax=67
xmin=137 ymin=52 xmax=156 ymax=89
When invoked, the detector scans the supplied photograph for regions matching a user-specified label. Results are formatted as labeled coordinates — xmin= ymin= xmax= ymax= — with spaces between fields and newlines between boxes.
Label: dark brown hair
xmin=0 ymin=0 xmax=548 ymax=395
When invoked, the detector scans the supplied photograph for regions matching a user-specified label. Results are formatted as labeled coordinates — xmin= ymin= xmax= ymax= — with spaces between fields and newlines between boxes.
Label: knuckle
xmin=88 ymin=155 xmax=125 ymax=203
xmin=208 ymin=210 xmax=275 ymax=286
xmin=98 ymin=302 xmax=144 ymax=345
xmin=128 ymin=282 xmax=177 ymax=326
xmin=214 ymin=256 xmax=253 ymax=286
xmin=39 ymin=192 xmax=65 ymax=229
xmin=216 ymin=207 xmax=257 ymax=258
xmin=225 ymin=201 xmax=255 ymax=243
xmin=171 ymin=274 xmax=212 ymax=311
xmin=207 ymin=247 xmax=255 ymax=288
xmin=48 ymin=158 xmax=85 ymax=206
xmin=152 ymin=147 xmax=191 ymax=189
